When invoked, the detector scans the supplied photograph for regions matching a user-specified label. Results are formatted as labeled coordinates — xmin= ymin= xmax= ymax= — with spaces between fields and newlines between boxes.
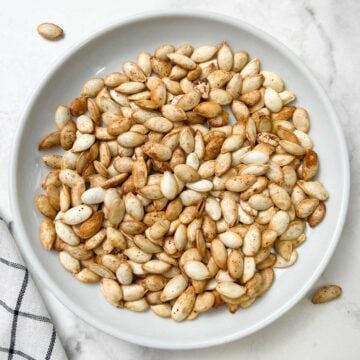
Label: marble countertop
xmin=1 ymin=0 xmax=360 ymax=358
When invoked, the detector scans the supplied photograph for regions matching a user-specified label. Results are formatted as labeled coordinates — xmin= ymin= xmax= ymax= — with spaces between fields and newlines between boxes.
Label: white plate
xmin=10 ymin=11 xmax=350 ymax=349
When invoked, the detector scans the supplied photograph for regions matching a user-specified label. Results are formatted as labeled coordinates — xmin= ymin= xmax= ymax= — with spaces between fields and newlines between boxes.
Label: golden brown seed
xmin=75 ymin=269 xmax=100 ymax=283
xmin=167 ymin=53 xmax=196 ymax=70
xmin=312 ymin=285 xmax=342 ymax=304
xmin=243 ymin=225 xmax=261 ymax=256
xmin=275 ymin=240 xmax=293 ymax=261
xmin=143 ymin=142 xmax=172 ymax=161
xmin=231 ymin=100 xmax=249 ymax=122
xmin=191 ymin=45 xmax=218 ymax=63
xmin=123 ymin=61 xmax=147 ymax=82
xmin=59 ymin=120 xmax=76 ymax=150
xmin=297 ymin=180 xmax=329 ymax=201
xmin=176 ymin=90 xmax=202 ymax=111
xmin=269 ymin=210 xmax=290 ymax=235
xmin=227 ymin=250 xmax=244 ymax=279
xmin=215 ymin=152 xmax=232 ymax=177
xmin=143 ymin=260 xmax=171 ymax=274
xmin=174 ymin=164 xmax=200 ymax=183
xmin=268 ymin=183 xmax=291 ymax=210
xmin=100 ymin=279 xmax=123 ymax=307
xmin=211 ymin=239 xmax=227 ymax=269
xmin=38 ymin=131 xmax=61 ymax=150
xmin=293 ymin=108 xmax=310 ymax=133
xmin=195 ymin=101 xmax=222 ymax=118
xmin=59 ymin=251 xmax=80 ymax=274
xmin=169 ymin=65 xmax=188 ymax=81
xmin=217 ymin=42 xmax=233 ymax=71
xmin=301 ymin=150 xmax=319 ymax=180
xmin=39 ymin=219 xmax=56 ymax=250
xmin=232 ymin=51 xmax=248 ymax=72
xmin=207 ymin=70 xmax=232 ymax=89
xmin=151 ymin=57 xmax=172 ymax=78
xmin=45 ymin=184 xmax=60 ymax=211
xmin=171 ymin=286 xmax=196 ymax=322
xmin=257 ymin=254 xmax=276 ymax=270
xmin=78 ymin=211 xmax=103 ymax=239
xmin=70 ymin=97 xmax=87 ymax=116
xmin=204 ymin=136 xmax=225 ymax=160
xmin=184 ymin=260 xmax=209 ymax=280
xmin=132 ymin=158 xmax=148 ymax=189
xmin=87 ymin=98 xmax=101 ymax=124
xmin=225 ymin=174 xmax=257 ymax=192
xmin=107 ymin=117 xmax=132 ymax=136
xmin=296 ymin=198 xmax=320 ymax=218
xmin=308 ymin=202 xmax=326 ymax=227
xmin=149 ymin=219 xmax=170 ymax=240
xmin=239 ymin=90 xmax=261 ymax=107
xmin=35 ymin=195 xmax=57 ymax=219
xmin=221 ymin=197 xmax=238 ymax=227
xmin=216 ymin=282 xmax=246 ymax=299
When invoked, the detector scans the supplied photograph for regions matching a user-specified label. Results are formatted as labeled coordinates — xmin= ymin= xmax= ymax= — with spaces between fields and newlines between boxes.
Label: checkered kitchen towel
xmin=0 ymin=217 xmax=67 ymax=360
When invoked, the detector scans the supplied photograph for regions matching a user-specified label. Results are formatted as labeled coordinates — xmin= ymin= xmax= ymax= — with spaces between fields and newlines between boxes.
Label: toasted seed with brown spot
xmin=35 ymin=195 xmax=57 ymax=219
xmin=240 ymin=90 xmax=261 ymax=107
xmin=167 ymin=53 xmax=196 ymax=70
xmin=100 ymin=279 xmax=123 ymax=306
xmin=308 ymin=202 xmax=326 ymax=227
xmin=75 ymin=268 xmax=100 ymax=283
xmin=227 ymin=250 xmax=243 ymax=279
xmin=211 ymin=239 xmax=227 ymax=269
xmin=107 ymin=117 xmax=132 ymax=136
xmin=293 ymin=108 xmax=310 ymax=133
xmin=70 ymin=97 xmax=87 ymax=116
xmin=151 ymin=57 xmax=172 ymax=78
xmin=132 ymin=158 xmax=148 ymax=189
xmin=174 ymin=164 xmax=200 ymax=183
xmin=102 ymin=173 xmax=128 ymax=189
xmin=275 ymin=240 xmax=293 ymax=261
xmin=143 ymin=142 xmax=172 ymax=161
xmin=38 ymin=131 xmax=61 ymax=150
xmin=39 ymin=219 xmax=56 ymax=250
xmin=225 ymin=175 xmax=257 ymax=192
xmin=184 ymin=260 xmax=209 ymax=280
xmin=204 ymin=136 xmax=225 ymax=160
xmin=312 ymin=285 xmax=342 ymax=304
xmin=194 ymin=102 xmax=222 ymax=118
xmin=78 ymin=211 xmax=104 ymax=239
xmin=171 ymin=286 xmax=196 ymax=322
xmin=117 ymin=131 xmax=146 ymax=147
xmin=59 ymin=251 xmax=80 ymax=274
xmin=191 ymin=45 xmax=218 ymax=63
xmin=297 ymin=180 xmax=329 ymax=201
xmin=107 ymin=198 xmax=126 ymax=227
xmin=207 ymin=70 xmax=232 ymax=89
xmin=217 ymin=282 xmax=246 ymax=299
xmin=296 ymin=198 xmax=319 ymax=218
xmin=268 ymin=183 xmax=291 ymax=210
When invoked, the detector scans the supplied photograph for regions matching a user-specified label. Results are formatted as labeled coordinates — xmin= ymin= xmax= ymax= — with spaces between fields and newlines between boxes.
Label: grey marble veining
xmin=1 ymin=0 xmax=360 ymax=359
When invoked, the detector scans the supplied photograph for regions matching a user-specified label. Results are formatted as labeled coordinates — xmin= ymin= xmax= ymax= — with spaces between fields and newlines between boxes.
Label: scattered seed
xmin=312 ymin=285 xmax=342 ymax=304
xmin=37 ymin=22 xmax=63 ymax=40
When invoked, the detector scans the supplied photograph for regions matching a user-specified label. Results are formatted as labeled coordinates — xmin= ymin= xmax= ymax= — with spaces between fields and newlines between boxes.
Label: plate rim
xmin=9 ymin=9 xmax=350 ymax=349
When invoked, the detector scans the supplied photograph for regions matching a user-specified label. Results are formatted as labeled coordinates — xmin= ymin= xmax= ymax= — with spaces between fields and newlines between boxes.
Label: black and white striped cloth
xmin=0 ymin=217 xmax=67 ymax=360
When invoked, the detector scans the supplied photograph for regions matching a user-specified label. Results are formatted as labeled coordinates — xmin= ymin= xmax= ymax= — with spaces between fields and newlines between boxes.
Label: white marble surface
xmin=1 ymin=0 xmax=360 ymax=358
